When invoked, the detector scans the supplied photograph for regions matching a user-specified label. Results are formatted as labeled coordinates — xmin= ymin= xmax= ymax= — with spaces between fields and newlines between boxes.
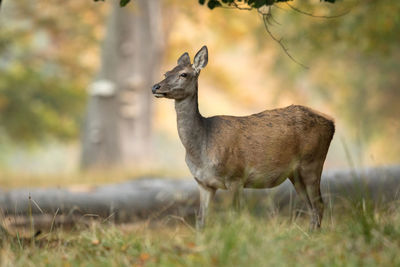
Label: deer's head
xmin=152 ymin=46 xmax=208 ymax=100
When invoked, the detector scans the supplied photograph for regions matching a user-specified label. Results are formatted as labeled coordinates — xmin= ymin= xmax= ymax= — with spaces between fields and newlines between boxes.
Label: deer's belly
xmin=244 ymin=172 xmax=288 ymax=188
xmin=191 ymin=166 xmax=290 ymax=190
xmin=186 ymin=154 xmax=295 ymax=190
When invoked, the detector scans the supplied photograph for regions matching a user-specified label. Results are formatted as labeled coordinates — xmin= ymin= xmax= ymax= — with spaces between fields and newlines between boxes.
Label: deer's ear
xmin=193 ymin=46 xmax=208 ymax=72
xmin=177 ymin=52 xmax=191 ymax=66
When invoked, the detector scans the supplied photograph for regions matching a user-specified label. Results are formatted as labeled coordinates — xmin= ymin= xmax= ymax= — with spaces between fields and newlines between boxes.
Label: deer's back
xmin=202 ymin=105 xmax=334 ymax=188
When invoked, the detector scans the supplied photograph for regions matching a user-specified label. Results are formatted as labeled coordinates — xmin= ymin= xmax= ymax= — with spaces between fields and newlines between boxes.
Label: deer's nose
xmin=152 ymin=84 xmax=160 ymax=93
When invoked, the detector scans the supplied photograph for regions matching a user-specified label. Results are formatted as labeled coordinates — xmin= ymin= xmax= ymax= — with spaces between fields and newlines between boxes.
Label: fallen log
xmin=0 ymin=166 xmax=399 ymax=225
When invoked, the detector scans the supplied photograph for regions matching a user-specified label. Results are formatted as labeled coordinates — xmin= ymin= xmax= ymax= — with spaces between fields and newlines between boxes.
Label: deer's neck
xmin=175 ymin=86 xmax=205 ymax=164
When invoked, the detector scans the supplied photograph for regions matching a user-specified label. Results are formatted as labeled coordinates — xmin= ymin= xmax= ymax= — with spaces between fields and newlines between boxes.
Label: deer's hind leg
xmin=304 ymin=180 xmax=324 ymax=229
xmin=298 ymin=162 xmax=324 ymax=230
xmin=289 ymin=172 xmax=313 ymax=223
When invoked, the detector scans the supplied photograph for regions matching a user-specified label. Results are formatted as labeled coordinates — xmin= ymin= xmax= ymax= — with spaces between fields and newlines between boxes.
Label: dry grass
xmin=1 ymin=198 xmax=400 ymax=267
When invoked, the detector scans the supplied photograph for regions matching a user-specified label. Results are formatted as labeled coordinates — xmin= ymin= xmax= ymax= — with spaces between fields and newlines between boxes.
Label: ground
xmin=1 ymin=198 xmax=400 ymax=267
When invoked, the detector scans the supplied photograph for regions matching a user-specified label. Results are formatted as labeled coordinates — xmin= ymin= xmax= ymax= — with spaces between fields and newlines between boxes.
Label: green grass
xmin=1 ymin=199 xmax=400 ymax=267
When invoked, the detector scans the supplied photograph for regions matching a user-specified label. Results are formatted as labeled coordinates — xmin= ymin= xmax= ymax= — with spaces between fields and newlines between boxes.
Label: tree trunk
xmin=1 ymin=166 xmax=399 ymax=227
xmin=81 ymin=0 xmax=163 ymax=168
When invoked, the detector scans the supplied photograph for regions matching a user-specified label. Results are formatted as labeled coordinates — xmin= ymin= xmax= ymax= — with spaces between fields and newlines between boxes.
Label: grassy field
xmin=1 ymin=197 xmax=400 ymax=267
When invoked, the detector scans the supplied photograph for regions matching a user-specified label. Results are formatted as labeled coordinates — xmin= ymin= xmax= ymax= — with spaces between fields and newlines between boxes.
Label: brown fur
xmin=152 ymin=46 xmax=335 ymax=230
xmin=204 ymin=105 xmax=334 ymax=189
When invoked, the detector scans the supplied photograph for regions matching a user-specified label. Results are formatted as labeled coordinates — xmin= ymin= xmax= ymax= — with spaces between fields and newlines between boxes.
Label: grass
xmin=1 ymin=198 xmax=400 ymax=267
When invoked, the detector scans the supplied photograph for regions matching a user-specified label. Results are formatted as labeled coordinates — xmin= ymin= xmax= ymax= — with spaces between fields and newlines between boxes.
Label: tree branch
xmin=231 ymin=2 xmax=253 ymax=11
xmin=286 ymin=3 xmax=352 ymax=19
xmin=259 ymin=7 xmax=308 ymax=69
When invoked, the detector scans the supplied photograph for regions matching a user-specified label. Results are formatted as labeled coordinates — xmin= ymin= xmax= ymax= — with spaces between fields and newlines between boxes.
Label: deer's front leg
xmin=196 ymin=182 xmax=216 ymax=230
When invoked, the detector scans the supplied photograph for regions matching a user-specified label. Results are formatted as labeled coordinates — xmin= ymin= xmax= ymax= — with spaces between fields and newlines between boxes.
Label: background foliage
xmin=0 ymin=1 xmax=107 ymax=143
xmin=0 ymin=0 xmax=399 ymax=171
xmin=270 ymin=0 xmax=400 ymax=161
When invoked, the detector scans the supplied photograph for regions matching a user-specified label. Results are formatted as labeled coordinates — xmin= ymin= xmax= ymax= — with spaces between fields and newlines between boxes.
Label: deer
xmin=152 ymin=46 xmax=335 ymax=230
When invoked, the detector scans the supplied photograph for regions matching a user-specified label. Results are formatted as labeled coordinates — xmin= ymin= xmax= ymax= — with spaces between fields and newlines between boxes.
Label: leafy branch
xmin=93 ymin=0 xmax=339 ymax=67
xmin=198 ymin=0 xmax=341 ymax=68
xmin=199 ymin=0 xmax=336 ymax=10
xmin=93 ymin=0 xmax=336 ymax=8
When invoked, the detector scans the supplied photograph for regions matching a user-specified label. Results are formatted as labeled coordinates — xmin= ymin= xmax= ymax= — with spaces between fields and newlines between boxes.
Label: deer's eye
xmin=180 ymin=73 xmax=188 ymax=78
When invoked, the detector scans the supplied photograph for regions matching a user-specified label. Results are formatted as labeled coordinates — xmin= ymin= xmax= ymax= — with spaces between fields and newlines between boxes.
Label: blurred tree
xmin=81 ymin=0 xmax=164 ymax=168
xmin=0 ymin=1 xmax=106 ymax=143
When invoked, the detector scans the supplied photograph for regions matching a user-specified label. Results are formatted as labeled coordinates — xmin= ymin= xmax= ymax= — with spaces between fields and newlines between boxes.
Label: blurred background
xmin=0 ymin=0 xmax=399 ymax=188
